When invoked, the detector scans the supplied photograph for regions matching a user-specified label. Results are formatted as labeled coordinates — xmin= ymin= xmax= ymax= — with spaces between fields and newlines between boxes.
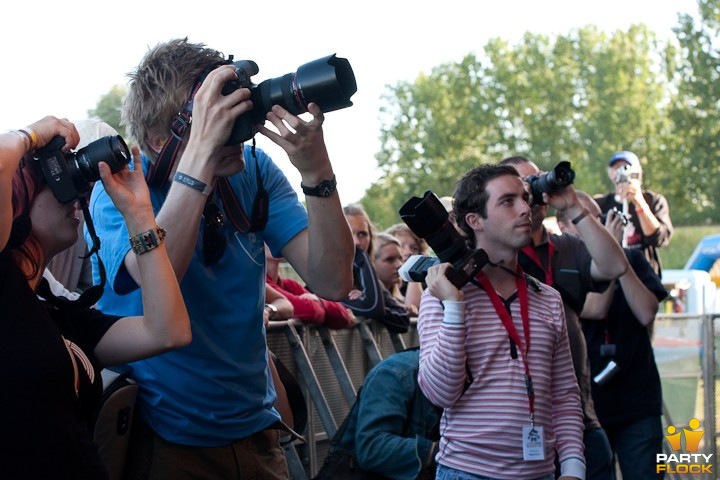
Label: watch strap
xmin=301 ymin=175 xmax=337 ymax=197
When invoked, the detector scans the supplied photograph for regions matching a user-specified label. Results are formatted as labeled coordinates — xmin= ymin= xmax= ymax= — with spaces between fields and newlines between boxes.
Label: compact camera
xmin=33 ymin=135 xmax=130 ymax=204
xmin=600 ymin=206 xmax=629 ymax=226
xmin=614 ymin=164 xmax=640 ymax=184
xmin=526 ymin=161 xmax=576 ymax=206
xmin=399 ymin=190 xmax=488 ymax=289
xmin=221 ymin=54 xmax=357 ymax=145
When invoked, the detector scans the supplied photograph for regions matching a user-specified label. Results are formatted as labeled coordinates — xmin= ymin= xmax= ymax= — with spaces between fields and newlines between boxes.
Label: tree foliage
xmin=87 ymin=85 xmax=128 ymax=141
xmin=366 ymin=2 xmax=720 ymax=228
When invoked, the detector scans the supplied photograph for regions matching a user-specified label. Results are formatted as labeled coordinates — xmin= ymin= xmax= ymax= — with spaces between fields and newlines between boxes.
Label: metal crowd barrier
xmin=266 ymin=317 xmax=419 ymax=479
xmin=653 ymin=313 xmax=718 ymax=480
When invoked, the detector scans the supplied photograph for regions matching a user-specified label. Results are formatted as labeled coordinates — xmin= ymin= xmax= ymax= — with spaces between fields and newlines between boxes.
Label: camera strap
xmin=216 ymin=141 xmax=268 ymax=233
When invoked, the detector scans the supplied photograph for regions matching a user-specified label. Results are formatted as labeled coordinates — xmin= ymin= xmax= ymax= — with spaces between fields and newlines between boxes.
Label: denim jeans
xmin=585 ymin=427 xmax=614 ymax=480
xmin=436 ymin=464 xmax=553 ymax=480
xmin=604 ymin=415 xmax=664 ymax=480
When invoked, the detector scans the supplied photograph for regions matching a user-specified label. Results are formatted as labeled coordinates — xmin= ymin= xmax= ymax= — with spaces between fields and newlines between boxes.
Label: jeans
xmin=604 ymin=415 xmax=664 ymax=480
xmin=585 ymin=427 xmax=614 ymax=480
xmin=436 ymin=464 xmax=554 ymax=480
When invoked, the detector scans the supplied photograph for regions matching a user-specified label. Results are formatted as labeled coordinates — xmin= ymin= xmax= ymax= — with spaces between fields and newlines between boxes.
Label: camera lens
xmin=399 ymin=191 xmax=469 ymax=265
xmin=74 ymin=135 xmax=131 ymax=184
xmin=528 ymin=161 xmax=575 ymax=205
xmin=253 ymin=55 xmax=357 ymax=122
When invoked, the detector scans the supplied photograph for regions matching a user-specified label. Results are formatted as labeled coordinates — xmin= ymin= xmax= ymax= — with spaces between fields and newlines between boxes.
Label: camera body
xmin=614 ymin=163 xmax=640 ymax=184
xmin=526 ymin=161 xmax=576 ymax=206
xmin=221 ymin=54 xmax=358 ymax=145
xmin=399 ymin=190 xmax=488 ymax=289
xmin=33 ymin=135 xmax=130 ymax=204
xmin=600 ymin=206 xmax=629 ymax=226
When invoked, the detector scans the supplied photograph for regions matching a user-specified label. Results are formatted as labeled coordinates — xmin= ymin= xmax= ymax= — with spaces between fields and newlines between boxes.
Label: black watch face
xmin=319 ymin=183 xmax=333 ymax=196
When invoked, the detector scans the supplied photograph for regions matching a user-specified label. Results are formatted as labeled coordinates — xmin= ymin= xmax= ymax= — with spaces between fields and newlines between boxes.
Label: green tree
xmin=663 ymin=0 xmax=720 ymax=224
xmin=368 ymin=25 xmax=670 ymax=227
xmin=87 ymin=85 xmax=128 ymax=140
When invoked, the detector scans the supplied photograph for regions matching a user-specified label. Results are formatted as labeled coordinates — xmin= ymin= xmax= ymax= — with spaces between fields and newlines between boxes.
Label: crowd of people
xmin=1 ymin=36 xmax=676 ymax=480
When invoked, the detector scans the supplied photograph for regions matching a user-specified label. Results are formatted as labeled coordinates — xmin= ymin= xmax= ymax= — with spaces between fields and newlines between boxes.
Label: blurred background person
xmin=594 ymin=151 xmax=673 ymax=277
xmin=342 ymin=204 xmax=409 ymax=333
xmin=383 ymin=224 xmax=427 ymax=315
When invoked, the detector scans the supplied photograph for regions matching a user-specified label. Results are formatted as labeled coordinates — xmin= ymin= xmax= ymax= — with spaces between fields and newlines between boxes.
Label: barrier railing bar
xmin=389 ymin=331 xmax=407 ymax=353
xmin=282 ymin=322 xmax=339 ymax=439
xmin=356 ymin=320 xmax=383 ymax=367
xmin=315 ymin=325 xmax=357 ymax=406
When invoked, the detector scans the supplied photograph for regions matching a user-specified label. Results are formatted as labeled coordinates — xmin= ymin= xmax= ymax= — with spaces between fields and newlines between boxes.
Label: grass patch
xmin=661 ymin=225 xmax=720 ymax=269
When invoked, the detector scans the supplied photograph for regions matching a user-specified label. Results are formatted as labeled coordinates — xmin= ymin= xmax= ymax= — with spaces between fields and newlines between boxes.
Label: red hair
xmin=9 ymin=156 xmax=46 ymax=278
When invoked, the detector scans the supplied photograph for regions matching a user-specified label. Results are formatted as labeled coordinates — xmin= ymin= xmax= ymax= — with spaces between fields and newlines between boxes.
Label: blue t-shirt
xmin=86 ymin=146 xmax=308 ymax=445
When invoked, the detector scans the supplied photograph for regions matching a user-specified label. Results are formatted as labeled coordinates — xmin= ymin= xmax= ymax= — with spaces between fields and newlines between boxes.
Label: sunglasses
xmin=203 ymin=201 xmax=227 ymax=266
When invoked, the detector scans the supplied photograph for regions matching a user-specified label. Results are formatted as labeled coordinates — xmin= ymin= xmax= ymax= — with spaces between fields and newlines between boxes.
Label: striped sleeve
xmin=417 ymin=292 xmax=468 ymax=408
xmin=548 ymin=297 xmax=586 ymax=476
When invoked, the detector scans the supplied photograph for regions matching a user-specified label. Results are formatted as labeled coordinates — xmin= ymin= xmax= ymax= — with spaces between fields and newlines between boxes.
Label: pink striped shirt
xmin=418 ymin=278 xmax=585 ymax=479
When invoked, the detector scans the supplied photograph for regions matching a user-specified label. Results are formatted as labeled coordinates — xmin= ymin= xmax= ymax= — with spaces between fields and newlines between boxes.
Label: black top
xmin=0 ymin=251 xmax=119 ymax=479
xmin=582 ymin=248 xmax=668 ymax=424
xmin=594 ymin=190 xmax=673 ymax=277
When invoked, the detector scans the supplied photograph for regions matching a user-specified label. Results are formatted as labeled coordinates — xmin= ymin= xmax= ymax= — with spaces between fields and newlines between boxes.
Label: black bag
xmin=313 ymin=449 xmax=390 ymax=480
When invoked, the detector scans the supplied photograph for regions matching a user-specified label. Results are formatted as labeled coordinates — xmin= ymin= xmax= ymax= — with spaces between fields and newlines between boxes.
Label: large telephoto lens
xmin=74 ymin=135 xmax=131 ymax=184
xmin=399 ymin=190 xmax=468 ymax=265
xmin=253 ymin=54 xmax=357 ymax=121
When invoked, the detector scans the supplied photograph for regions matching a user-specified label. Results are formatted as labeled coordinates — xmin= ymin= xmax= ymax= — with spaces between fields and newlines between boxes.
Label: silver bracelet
xmin=173 ymin=171 xmax=213 ymax=196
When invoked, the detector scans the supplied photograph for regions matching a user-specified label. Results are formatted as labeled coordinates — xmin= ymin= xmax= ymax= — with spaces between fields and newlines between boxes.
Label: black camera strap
xmin=216 ymin=140 xmax=268 ymax=233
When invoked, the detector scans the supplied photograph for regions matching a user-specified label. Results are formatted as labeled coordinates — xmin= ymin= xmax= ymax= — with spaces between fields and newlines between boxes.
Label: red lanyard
xmin=521 ymin=239 xmax=555 ymax=286
xmin=476 ymin=269 xmax=535 ymax=422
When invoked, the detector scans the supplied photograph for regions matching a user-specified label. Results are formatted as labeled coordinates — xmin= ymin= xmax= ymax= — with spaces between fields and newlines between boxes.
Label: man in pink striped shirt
xmin=418 ymin=164 xmax=585 ymax=480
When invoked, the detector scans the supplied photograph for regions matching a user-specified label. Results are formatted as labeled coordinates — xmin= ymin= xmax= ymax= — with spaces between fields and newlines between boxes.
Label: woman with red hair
xmin=0 ymin=116 xmax=191 ymax=479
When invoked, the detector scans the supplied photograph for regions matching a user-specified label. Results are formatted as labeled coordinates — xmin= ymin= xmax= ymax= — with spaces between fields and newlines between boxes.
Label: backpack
xmin=93 ymin=370 xmax=139 ymax=480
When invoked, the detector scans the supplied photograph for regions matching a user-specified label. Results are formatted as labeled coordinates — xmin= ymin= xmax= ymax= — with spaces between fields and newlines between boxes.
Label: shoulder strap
xmin=330 ymin=386 xmax=364 ymax=446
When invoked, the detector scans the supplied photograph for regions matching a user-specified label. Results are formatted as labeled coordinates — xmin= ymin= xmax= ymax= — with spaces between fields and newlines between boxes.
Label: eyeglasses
xmin=203 ymin=201 xmax=227 ymax=266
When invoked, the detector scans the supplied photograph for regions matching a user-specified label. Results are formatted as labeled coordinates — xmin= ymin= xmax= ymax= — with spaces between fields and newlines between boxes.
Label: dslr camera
xmin=221 ymin=54 xmax=357 ymax=145
xmin=526 ymin=160 xmax=575 ymax=206
xmin=33 ymin=135 xmax=130 ymax=204
xmin=398 ymin=190 xmax=488 ymax=289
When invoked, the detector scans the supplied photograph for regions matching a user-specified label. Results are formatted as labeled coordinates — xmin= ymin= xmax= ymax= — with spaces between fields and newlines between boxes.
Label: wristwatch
xmin=301 ymin=175 xmax=337 ymax=197
xmin=265 ymin=303 xmax=279 ymax=320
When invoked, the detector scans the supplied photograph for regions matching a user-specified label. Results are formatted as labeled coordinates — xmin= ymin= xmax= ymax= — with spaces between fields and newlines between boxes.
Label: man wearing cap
xmin=594 ymin=151 xmax=673 ymax=278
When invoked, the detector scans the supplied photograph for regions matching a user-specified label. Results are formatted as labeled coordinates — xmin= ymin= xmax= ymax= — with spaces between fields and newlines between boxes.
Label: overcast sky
xmin=0 ymin=0 xmax=698 ymax=204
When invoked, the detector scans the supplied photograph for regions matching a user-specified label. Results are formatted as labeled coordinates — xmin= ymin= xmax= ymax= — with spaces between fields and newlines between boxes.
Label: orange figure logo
xmin=665 ymin=418 xmax=704 ymax=452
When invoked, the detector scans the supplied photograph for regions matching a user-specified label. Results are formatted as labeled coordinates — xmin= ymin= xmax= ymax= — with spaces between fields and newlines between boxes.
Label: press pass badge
xmin=522 ymin=425 xmax=545 ymax=460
